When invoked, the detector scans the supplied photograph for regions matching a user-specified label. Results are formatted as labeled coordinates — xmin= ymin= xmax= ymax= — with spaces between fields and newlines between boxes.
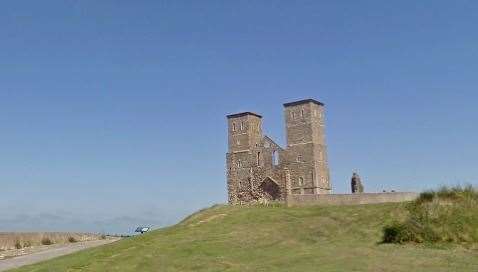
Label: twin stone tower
xmin=226 ymin=99 xmax=331 ymax=205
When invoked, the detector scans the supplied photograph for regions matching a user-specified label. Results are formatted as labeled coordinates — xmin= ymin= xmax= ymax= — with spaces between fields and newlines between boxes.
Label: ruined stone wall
xmin=226 ymin=146 xmax=287 ymax=204
xmin=226 ymin=113 xmax=287 ymax=205
xmin=286 ymin=192 xmax=419 ymax=207
xmin=226 ymin=99 xmax=332 ymax=205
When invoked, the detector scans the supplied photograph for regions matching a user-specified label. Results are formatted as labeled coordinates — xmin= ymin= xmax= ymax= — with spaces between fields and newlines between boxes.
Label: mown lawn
xmin=11 ymin=203 xmax=478 ymax=272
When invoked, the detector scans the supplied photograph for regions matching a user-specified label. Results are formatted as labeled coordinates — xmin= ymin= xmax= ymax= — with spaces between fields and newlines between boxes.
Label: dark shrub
xmin=417 ymin=191 xmax=435 ymax=203
xmin=383 ymin=222 xmax=416 ymax=244
xmin=14 ymin=240 xmax=22 ymax=249
xmin=41 ymin=237 xmax=53 ymax=245
xmin=68 ymin=236 xmax=78 ymax=243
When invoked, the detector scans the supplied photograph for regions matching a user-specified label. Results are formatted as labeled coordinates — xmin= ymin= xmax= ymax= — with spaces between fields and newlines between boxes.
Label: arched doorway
xmin=259 ymin=177 xmax=281 ymax=200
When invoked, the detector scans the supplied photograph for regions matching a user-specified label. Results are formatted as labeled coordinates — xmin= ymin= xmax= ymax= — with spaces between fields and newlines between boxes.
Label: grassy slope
xmin=11 ymin=203 xmax=478 ymax=272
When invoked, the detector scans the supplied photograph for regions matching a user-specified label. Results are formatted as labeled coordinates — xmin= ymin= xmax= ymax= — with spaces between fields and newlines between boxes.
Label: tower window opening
xmin=299 ymin=177 xmax=304 ymax=186
xmin=257 ymin=152 xmax=261 ymax=166
xmin=301 ymin=109 xmax=304 ymax=117
xmin=240 ymin=122 xmax=245 ymax=130
xmin=272 ymin=150 xmax=279 ymax=166
xmin=232 ymin=122 xmax=236 ymax=132
xmin=297 ymin=154 xmax=302 ymax=162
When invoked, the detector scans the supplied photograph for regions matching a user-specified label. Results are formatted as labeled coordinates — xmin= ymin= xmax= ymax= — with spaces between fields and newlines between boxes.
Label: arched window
xmin=299 ymin=177 xmax=304 ymax=186
xmin=272 ymin=150 xmax=279 ymax=166
xmin=232 ymin=122 xmax=236 ymax=132
xmin=240 ymin=122 xmax=245 ymax=130
xmin=297 ymin=154 xmax=302 ymax=162
xmin=257 ymin=152 xmax=261 ymax=166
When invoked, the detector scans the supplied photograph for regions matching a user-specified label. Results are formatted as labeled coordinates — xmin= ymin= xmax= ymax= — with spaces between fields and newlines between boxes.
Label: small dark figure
xmin=351 ymin=172 xmax=364 ymax=194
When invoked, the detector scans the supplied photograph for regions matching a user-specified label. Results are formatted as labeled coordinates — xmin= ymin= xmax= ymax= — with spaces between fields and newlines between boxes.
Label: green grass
xmin=383 ymin=185 xmax=478 ymax=244
xmin=10 ymin=203 xmax=478 ymax=272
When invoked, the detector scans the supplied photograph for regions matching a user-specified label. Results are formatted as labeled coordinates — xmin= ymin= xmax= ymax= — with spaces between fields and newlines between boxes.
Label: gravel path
xmin=0 ymin=239 xmax=118 ymax=271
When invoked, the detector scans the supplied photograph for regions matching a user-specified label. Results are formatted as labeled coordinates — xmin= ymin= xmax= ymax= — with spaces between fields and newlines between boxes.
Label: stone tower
xmin=283 ymin=99 xmax=331 ymax=195
xmin=226 ymin=112 xmax=264 ymax=204
xmin=226 ymin=99 xmax=331 ymax=205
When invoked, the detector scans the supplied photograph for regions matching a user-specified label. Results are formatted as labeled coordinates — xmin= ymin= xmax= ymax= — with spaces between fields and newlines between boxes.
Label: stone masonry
xmin=226 ymin=99 xmax=332 ymax=205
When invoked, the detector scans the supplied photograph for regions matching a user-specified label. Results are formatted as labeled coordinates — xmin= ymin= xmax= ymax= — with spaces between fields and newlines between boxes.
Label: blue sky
xmin=1 ymin=1 xmax=477 ymax=234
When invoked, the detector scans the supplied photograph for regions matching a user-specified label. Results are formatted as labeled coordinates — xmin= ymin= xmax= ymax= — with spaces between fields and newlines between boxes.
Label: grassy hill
xmin=11 ymin=203 xmax=478 ymax=272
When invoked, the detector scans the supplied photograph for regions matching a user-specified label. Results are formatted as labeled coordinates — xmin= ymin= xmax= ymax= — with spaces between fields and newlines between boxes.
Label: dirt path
xmin=0 ymin=239 xmax=119 ymax=271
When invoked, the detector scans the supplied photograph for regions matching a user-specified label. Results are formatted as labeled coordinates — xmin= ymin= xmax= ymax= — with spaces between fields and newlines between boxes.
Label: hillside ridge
xmin=11 ymin=203 xmax=478 ymax=272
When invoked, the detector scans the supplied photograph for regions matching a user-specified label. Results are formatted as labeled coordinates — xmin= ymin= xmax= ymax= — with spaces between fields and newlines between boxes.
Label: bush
xmin=14 ymin=240 xmax=22 ymax=249
xmin=383 ymin=223 xmax=408 ymax=243
xmin=41 ymin=237 xmax=54 ymax=245
xmin=68 ymin=237 xmax=78 ymax=243
xmin=417 ymin=191 xmax=435 ymax=203
xmin=100 ymin=234 xmax=107 ymax=240
xmin=383 ymin=185 xmax=478 ymax=244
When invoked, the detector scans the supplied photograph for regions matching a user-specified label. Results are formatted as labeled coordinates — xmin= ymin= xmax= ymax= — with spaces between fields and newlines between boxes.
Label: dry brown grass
xmin=0 ymin=232 xmax=100 ymax=250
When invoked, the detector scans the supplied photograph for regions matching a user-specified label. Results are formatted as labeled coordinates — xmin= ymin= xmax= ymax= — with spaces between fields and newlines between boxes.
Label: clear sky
xmin=1 ymin=1 xmax=477 ymax=234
